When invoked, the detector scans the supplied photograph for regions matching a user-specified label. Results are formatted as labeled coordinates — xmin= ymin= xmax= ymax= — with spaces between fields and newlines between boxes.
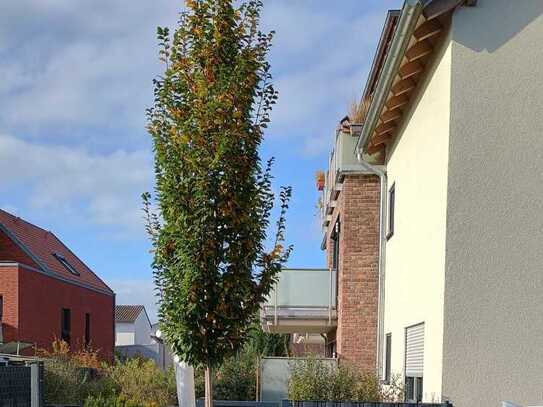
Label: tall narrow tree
xmin=143 ymin=1 xmax=291 ymax=407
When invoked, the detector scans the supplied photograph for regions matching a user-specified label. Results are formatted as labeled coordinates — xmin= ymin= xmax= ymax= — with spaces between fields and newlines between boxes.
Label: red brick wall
xmin=16 ymin=265 xmax=114 ymax=360
xmin=326 ymin=174 xmax=380 ymax=372
xmin=290 ymin=341 xmax=326 ymax=357
xmin=0 ymin=265 xmax=19 ymax=343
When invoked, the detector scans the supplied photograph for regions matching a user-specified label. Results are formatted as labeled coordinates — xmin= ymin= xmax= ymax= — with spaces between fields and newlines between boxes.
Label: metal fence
xmin=0 ymin=362 xmax=44 ymax=407
xmin=282 ymin=401 xmax=453 ymax=407
xmin=196 ymin=401 xmax=279 ymax=407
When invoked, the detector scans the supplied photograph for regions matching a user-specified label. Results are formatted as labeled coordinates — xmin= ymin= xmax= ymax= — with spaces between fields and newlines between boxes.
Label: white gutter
xmin=354 ymin=0 xmax=424 ymax=379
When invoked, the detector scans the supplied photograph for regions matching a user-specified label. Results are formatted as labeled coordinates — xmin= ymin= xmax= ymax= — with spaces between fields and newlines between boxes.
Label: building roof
xmin=115 ymin=305 xmax=146 ymax=323
xmin=356 ymin=0 xmax=476 ymax=159
xmin=0 ymin=209 xmax=113 ymax=294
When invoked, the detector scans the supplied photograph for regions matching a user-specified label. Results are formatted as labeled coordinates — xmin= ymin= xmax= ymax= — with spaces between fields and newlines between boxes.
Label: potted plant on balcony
xmin=348 ymin=96 xmax=372 ymax=137
xmin=315 ymin=171 xmax=325 ymax=191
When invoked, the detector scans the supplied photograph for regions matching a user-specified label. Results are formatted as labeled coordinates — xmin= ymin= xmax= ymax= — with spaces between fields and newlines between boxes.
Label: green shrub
xmin=105 ymin=357 xmax=176 ymax=407
xmin=194 ymin=326 xmax=289 ymax=401
xmin=41 ymin=340 xmax=175 ymax=406
xmin=43 ymin=358 xmax=114 ymax=404
xmin=195 ymin=349 xmax=256 ymax=401
xmin=84 ymin=394 xmax=144 ymax=407
xmin=288 ymin=358 xmax=381 ymax=402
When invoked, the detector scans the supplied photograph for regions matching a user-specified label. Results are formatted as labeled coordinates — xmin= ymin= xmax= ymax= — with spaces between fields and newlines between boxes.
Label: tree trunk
xmin=205 ymin=366 xmax=213 ymax=407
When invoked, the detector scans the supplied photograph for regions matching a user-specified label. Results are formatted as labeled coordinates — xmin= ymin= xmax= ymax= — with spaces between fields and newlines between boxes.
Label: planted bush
xmin=41 ymin=340 xmax=113 ymax=404
xmin=288 ymin=358 xmax=381 ymax=402
xmin=105 ymin=358 xmax=177 ymax=407
xmin=40 ymin=340 xmax=176 ymax=406
xmin=84 ymin=394 xmax=144 ymax=407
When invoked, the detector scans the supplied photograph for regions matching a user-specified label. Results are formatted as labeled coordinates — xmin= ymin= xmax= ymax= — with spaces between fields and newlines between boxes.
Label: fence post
xmin=30 ymin=362 xmax=44 ymax=407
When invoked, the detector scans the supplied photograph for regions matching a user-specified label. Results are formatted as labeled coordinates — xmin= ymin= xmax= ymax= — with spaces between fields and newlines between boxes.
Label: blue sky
xmin=0 ymin=0 xmax=401 ymax=320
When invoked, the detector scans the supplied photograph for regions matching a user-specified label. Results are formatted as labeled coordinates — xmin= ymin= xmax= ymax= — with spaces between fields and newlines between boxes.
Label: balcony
xmin=320 ymin=129 xmax=366 ymax=230
xmin=261 ymin=268 xmax=337 ymax=334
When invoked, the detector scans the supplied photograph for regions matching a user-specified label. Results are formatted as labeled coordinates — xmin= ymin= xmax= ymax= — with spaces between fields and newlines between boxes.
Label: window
xmin=0 ymin=295 xmax=3 ymax=322
xmin=85 ymin=313 xmax=91 ymax=347
xmin=405 ymin=377 xmax=423 ymax=403
xmin=331 ymin=220 xmax=340 ymax=270
xmin=405 ymin=323 xmax=424 ymax=402
xmin=326 ymin=340 xmax=337 ymax=358
xmin=384 ymin=333 xmax=392 ymax=384
xmin=387 ymin=183 xmax=395 ymax=239
xmin=61 ymin=308 xmax=71 ymax=344
xmin=52 ymin=253 xmax=80 ymax=276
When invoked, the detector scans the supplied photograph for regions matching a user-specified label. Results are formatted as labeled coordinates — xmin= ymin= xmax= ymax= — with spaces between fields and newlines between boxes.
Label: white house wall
xmin=115 ymin=322 xmax=135 ymax=346
xmin=134 ymin=310 xmax=153 ymax=346
xmin=383 ymin=34 xmax=452 ymax=402
xmin=443 ymin=2 xmax=543 ymax=406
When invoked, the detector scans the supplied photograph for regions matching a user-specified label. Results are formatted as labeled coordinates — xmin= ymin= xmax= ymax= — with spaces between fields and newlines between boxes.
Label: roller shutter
xmin=405 ymin=323 xmax=424 ymax=377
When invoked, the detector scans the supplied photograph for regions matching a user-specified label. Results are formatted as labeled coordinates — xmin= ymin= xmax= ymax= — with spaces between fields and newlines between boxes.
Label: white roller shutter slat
xmin=405 ymin=323 xmax=424 ymax=377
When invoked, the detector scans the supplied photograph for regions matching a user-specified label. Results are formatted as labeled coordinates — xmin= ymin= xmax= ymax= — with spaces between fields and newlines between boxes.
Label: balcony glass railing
xmin=264 ymin=268 xmax=336 ymax=309
xmin=320 ymin=129 xmax=365 ymax=229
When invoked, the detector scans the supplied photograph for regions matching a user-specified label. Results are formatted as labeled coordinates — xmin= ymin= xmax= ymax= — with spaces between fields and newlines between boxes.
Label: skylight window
xmin=52 ymin=253 xmax=80 ymax=276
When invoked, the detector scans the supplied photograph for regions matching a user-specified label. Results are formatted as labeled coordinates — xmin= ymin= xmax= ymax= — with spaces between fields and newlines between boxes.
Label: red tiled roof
xmin=115 ymin=305 xmax=145 ymax=323
xmin=0 ymin=209 xmax=113 ymax=294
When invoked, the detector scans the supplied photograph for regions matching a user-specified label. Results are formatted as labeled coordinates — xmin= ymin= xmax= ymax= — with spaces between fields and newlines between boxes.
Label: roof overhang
xmin=355 ymin=0 xmax=476 ymax=161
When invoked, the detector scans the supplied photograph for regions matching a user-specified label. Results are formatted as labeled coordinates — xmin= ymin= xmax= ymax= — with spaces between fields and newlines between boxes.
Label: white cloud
xmin=0 ymin=134 xmax=152 ymax=234
xmin=259 ymin=1 xmax=400 ymax=156
xmin=0 ymin=0 xmax=182 ymax=147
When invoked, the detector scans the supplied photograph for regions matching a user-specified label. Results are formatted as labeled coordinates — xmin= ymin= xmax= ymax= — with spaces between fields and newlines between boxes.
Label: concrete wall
xmin=383 ymin=35 xmax=452 ymax=402
xmin=443 ymin=2 xmax=543 ymax=407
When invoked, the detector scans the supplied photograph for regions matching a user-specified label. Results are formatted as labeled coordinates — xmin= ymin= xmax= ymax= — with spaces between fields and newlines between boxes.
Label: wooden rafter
xmin=375 ymin=122 xmax=396 ymax=136
xmin=413 ymin=19 xmax=442 ymax=41
xmin=367 ymin=143 xmax=385 ymax=156
xmin=399 ymin=60 xmax=424 ymax=79
xmin=365 ymin=14 xmax=448 ymax=157
xmin=386 ymin=94 xmax=409 ymax=110
xmin=373 ymin=132 xmax=392 ymax=146
xmin=381 ymin=109 xmax=402 ymax=123
xmin=391 ymin=78 xmax=416 ymax=96
xmin=406 ymin=41 xmax=433 ymax=62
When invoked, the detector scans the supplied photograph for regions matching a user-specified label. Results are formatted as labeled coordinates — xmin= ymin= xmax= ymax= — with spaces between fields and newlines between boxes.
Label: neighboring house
xmin=115 ymin=305 xmax=153 ymax=347
xmin=0 ymin=209 xmax=115 ymax=359
xmin=115 ymin=305 xmax=171 ymax=370
xmin=264 ymin=1 xmax=543 ymax=407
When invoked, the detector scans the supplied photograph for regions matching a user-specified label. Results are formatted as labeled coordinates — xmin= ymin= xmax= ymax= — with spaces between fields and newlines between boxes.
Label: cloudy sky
xmin=0 ymin=0 xmax=401 ymax=320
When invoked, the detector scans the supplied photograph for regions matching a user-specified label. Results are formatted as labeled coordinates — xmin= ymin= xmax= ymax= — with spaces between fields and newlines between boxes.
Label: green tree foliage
xmin=143 ymin=0 xmax=291 ymax=399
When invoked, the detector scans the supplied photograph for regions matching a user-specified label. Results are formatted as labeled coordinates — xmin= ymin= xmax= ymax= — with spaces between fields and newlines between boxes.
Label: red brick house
xmin=0 ymin=209 xmax=115 ymax=359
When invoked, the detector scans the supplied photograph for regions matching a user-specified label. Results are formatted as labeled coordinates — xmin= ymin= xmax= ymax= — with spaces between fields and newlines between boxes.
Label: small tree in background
xmin=144 ymin=1 xmax=291 ymax=406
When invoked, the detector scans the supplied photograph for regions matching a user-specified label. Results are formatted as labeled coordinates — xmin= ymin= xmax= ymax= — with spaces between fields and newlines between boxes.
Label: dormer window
xmin=52 ymin=253 xmax=80 ymax=276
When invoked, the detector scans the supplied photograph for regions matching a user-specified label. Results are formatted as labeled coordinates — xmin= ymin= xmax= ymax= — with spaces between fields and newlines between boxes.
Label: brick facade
xmin=0 ymin=265 xmax=19 ymax=344
xmin=0 ymin=264 xmax=115 ymax=360
xmin=0 ymin=210 xmax=115 ymax=360
xmin=326 ymin=174 xmax=380 ymax=372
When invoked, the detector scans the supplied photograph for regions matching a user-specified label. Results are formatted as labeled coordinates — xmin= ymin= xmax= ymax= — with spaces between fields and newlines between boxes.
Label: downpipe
xmin=356 ymin=152 xmax=387 ymax=380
